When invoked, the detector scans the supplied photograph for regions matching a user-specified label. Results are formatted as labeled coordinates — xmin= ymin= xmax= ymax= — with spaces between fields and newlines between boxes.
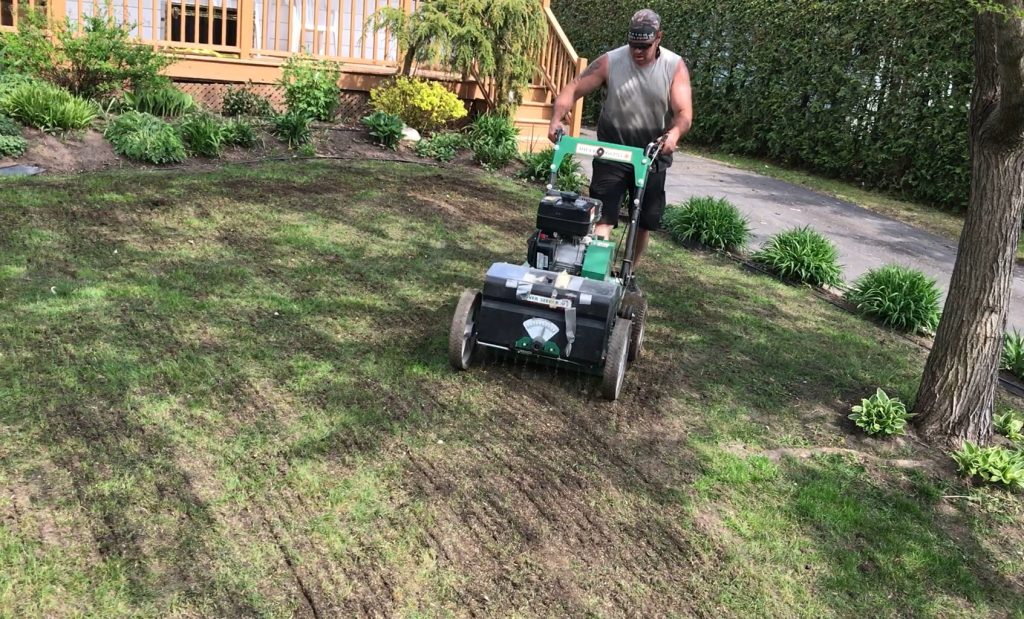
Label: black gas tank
xmin=536 ymin=190 xmax=603 ymax=238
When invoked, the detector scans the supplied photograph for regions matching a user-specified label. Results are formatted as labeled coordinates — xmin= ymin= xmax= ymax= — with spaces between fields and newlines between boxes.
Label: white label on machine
xmin=525 ymin=294 xmax=572 ymax=309
xmin=536 ymin=253 xmax=549 ymax=269
xmin=575 ymin=143 xmax=633 ymax=164
xmin=523 ymin=318 xmax=559 ymax=342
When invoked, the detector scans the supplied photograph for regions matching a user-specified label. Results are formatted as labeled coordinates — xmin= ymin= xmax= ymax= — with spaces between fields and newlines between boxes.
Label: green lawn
xmin=1 ymin=161 xmax=1021 ymax=617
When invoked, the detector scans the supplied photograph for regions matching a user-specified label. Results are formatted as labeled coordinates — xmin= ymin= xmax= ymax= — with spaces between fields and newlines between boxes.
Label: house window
xmin=169 ymin=2 xmax=237 ymax=46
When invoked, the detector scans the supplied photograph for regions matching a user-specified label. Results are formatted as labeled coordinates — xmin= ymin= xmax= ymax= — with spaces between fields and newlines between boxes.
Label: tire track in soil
xmin=401 ymin=366 xmax=705 ymax=616
xmin=251 ymin=460 xmax=400 ymax=619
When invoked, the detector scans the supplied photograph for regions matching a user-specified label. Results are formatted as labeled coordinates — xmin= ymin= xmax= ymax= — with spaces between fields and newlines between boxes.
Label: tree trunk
xmin=914 ymin=3 xmax=1024 ymax=447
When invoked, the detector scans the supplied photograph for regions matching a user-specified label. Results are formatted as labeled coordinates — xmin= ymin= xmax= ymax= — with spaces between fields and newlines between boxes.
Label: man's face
xmin=629 ymin=32 xmax=661 ymax=66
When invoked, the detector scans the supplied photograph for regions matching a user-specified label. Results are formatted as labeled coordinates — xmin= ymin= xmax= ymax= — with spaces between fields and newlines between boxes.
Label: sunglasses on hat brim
xmin=628 ymin=42 xmax=653 ymax=50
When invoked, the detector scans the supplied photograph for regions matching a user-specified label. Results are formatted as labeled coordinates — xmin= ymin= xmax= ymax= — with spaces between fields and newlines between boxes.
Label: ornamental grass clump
xmin=753 ymin=226 xmax=843 ymax=287
xmin=845 ymin=265 xmax=941 ymax=334
xmin=662 ymin=196 xmax=751 ymax=252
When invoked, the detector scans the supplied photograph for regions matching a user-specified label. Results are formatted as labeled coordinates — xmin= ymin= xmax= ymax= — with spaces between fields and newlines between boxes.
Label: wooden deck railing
xmin=537 ymin=0 xmax=584 ymax=137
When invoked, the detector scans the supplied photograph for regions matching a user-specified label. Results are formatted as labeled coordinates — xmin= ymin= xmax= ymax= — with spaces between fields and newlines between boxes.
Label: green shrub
xmin=517 ymin=147 xmax=587 ymax=192
xmin=469 ymin=113 xmax=518 ymax=168
xmin=104 ymin=111 xmax=186 ymax=164
xmin=848 ymin=388 xmax=912 ymax=437
xmin=0 ymin=135 xmax=28 ymax=157
xmin=1002 ymin=329 xmax=1024 ymax=378
xmin=222 ymin=118 xmax=258 ymax=148
xmin=1 ymin=81 xmax=98 ymax=131
xmin=845 ymin=265 xmax=942 ymax=334
xmin=415 ymin=131 xmax=467 ymax=162
xmin=995 ymin=410 xmax=1024 ymax=444
xmin=369 ymin=77 xmax=468 ymax=133
xmin=662 ymin=196 xmax=751 ymax=252
xmin=753 ymin=226 xmax=843 ymax=287
xmin=176 ymin=113 xmax=226 ymax=158
xmin=279 ymin=53 xmax=342 ymax=121
xmin=123 ymin=83 xmax=195 ymax=117
xmin=951 ymin=442 xmax=1024 ymax=490
xmin=362 ymin=111 xmax=404 ymax=150
xmin=272 ymin=111 xmax=312 ymax=148
xmin=222 ymin=84 xmax=274 ymax=118
xmin=0 ymin=115 xmax=21 ymax=137
xmin=0 ymin=8 xmax=170 ymax=100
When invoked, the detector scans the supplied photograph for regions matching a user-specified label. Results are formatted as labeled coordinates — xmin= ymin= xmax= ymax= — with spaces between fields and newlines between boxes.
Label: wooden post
xmin=239 ymin=0 xmax=254 ymax=58
xmin=571 ymin=57 xmax=586 ymax=136
xmin=48 ymin=0 xmax=67 ymax=24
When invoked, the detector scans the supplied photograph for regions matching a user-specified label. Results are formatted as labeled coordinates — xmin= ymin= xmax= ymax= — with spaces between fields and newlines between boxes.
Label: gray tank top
xmin=597 ymin=45 xmax=682 ymax=167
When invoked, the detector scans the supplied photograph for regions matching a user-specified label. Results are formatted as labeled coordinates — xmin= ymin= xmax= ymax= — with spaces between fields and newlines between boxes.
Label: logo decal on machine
xmin=524 ymin=293 xmax=572 ymax=309
xmin=523 ymin=318 xmax=560 ymax=342
xmin=575 ymin=143 xmax=632 ymax=163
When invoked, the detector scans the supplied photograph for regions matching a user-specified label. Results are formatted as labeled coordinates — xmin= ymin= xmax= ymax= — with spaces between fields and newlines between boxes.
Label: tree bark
xmin=914 ymin=2 xmax=1024 ymax=447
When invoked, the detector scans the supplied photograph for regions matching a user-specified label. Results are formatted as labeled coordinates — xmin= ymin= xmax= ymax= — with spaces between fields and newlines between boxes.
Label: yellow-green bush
xmin=369 ymin=77 xmax=467 ymax=133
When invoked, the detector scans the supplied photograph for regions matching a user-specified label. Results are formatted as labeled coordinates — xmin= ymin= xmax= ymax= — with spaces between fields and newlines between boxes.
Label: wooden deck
xmin=1 ymin=0 xmax=584 ymax=150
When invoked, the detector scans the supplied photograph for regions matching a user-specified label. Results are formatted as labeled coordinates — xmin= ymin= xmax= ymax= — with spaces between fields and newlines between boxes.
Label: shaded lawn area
xmin=0 ymin=160 xmax=1022 ymax=618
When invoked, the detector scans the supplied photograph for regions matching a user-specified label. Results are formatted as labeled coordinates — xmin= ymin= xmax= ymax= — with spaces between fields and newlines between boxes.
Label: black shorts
xmin=589 ymin=160 xmax=667 ymax=231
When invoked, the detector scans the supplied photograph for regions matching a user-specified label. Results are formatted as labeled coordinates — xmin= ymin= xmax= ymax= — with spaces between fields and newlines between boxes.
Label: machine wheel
xmin=601 ymin=318 xmax=632 ymax=401
xmin=449 ymin=289 xmax=481 ymax=370
xmin=627 ymin=296 xmax=647 ymax=363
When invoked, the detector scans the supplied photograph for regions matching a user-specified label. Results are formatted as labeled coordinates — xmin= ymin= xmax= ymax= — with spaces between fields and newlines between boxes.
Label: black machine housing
xmin=526 ymin=190 xmax=603 ymax=275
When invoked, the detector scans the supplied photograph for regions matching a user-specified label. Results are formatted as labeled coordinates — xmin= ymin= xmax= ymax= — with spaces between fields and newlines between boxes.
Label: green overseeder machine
xmin=448 ymin=133 xmax=664 ymax=400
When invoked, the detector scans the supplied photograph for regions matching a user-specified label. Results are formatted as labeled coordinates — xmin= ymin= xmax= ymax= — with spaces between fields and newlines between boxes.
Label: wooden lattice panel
xmin=172 ymin=81 xmax=370 ymax=120
xmin=173 ymin=81 xmax=286 ymax=114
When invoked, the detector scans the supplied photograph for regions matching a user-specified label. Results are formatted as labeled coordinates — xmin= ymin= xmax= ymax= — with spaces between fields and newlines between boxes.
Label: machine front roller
xmin=449 ymin=289 xmax=481 ymax=370
xmin=621 ymin=292 xmax=648 ymax=363
xmin=602 ymin=318 xmax=632 ymax=400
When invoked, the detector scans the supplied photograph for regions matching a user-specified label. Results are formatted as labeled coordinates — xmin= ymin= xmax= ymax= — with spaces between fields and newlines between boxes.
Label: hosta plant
xmin=846 ymin=265 xmax=942 ymax=334
xmin=753 ymin=226 xmax=843 ymax=287
xmin=362 ymin=111 xmax=404 ymax=150
xmin=662 ymin=196 xmax=751 ymax=252
xmin=951 ymin=442 xmax=1024 ymax=490
xmin=848 ymin=388 xmax=912 ymax=437
xmin=995 ymin=410 xmax=1024 ymax=444
xmin=415 ymin=131 xmax=467 ymax=162
xmin=0 ymin=134 xmax=27 ymax=157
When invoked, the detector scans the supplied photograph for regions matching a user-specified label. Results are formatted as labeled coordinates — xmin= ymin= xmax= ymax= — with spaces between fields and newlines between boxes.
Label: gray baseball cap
xmin=628 ymin=9 xmax=661 ymax=42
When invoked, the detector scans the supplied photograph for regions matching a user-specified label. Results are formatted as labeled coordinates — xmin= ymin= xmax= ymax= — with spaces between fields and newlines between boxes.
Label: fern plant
xmin=849 ymin=388 xmax=912 ymax=437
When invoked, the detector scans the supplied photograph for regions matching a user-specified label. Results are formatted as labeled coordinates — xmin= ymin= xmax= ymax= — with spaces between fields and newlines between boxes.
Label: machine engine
xmin=526 ymin=190 xmax=608 ymax=277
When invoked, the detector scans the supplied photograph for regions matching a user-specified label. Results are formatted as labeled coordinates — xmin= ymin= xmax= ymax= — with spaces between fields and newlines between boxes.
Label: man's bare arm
xmin=548 ymin=54 xmax=608 ymax=142
xmin=662 ymin=60 xmax=693 ymax=153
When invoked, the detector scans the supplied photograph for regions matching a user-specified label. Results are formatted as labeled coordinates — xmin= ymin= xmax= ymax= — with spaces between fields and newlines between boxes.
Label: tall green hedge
xmin=552 ymin=0 xmax=974 ymax=210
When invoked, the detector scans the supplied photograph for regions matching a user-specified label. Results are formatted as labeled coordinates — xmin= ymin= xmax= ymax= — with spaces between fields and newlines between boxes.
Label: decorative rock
xmin=401 ymin=126 xmax=421 ymax=143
